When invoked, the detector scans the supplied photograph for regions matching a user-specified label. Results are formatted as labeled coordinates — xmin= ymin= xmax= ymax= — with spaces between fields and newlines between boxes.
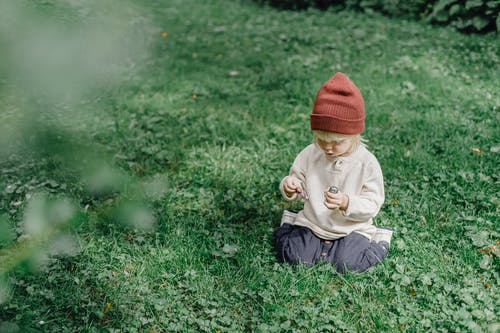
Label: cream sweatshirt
xmin=279 ymin=143 xmax=384 ymax=240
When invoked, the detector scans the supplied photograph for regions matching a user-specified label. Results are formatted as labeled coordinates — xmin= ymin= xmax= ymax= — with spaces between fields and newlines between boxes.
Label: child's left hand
xmin=324 ymin=190 xmax=349 ymax=211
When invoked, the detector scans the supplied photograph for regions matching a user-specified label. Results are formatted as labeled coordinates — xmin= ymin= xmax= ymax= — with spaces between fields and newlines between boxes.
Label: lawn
xmin=0 ymin=0 xmax=499 ymax=332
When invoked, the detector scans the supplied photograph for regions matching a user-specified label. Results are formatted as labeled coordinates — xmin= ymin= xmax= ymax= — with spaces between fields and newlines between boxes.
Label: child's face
xmin=316 ymin=138 xmax=352 ymax=158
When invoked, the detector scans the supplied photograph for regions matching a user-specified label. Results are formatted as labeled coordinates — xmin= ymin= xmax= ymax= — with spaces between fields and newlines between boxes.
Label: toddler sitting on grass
xmin=275 ymin=72 xmax=392 ymax=273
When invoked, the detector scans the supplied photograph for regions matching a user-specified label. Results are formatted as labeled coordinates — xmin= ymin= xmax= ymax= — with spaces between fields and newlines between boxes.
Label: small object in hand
xmin=299 ymin=189 xmax=309 ymax=200
xmin=328 ymin=185 xmax=339 ymax=194
xmin=298 ymin=182 xmax=309 ymax=200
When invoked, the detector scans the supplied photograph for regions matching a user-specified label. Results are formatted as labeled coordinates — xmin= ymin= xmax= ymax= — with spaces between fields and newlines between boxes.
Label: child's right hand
xmin=283 ymin=176 xmax=303 ymax=198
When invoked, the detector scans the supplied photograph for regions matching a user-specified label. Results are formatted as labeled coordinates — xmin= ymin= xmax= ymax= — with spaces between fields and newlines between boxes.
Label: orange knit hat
xmin=310 ymin=72 xmax=365 ymax=134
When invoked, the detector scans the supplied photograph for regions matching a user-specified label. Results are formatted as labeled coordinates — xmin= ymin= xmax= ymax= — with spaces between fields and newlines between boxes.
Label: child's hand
xmin=324 ymin=190 xmax=349 ymax=211
xmin=283 ymin=176 xmax=304 ymax=198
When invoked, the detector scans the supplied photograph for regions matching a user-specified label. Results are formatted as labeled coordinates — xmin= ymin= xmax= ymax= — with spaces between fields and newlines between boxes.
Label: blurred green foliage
xmin=0 ymin=0 xmax=159 ymax=305
xmin=255 ymin=0 xmax=500 ymax=33
xmin=428 ymin=0 xmax=500 ymax=32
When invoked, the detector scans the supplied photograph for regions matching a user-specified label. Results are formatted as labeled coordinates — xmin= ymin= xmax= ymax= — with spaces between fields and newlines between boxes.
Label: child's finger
xmin=324 ymin=200 xmax=340 ymax=210
xmin=324 ymin=191 xmax=333 ymax=199
xmin=286 ymin=177 xmax=297 ymax=188
xmin=326 ymin=199 xmax=342 ymax=206
xmin=324 ymin=192 xmax=342 ymax=205
xmin=324 ymin=191 xmax=342 ymax=200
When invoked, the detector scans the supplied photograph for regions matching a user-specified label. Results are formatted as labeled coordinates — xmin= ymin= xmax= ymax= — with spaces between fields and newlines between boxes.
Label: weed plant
xmin=0 ymin=0 xmax=499 ymax=332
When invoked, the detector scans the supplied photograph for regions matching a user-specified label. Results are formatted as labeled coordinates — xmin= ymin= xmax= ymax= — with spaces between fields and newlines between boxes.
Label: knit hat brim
xmin=310 ymin=114 xmax=365 ymax=134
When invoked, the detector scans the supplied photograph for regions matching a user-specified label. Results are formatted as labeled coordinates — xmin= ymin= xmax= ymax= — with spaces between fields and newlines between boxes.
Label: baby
xmin=275 ymin=72 xmax=392 ymax=273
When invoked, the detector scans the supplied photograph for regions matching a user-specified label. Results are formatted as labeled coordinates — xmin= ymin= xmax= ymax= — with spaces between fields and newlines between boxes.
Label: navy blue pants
xmin=274 ymin=223 xmax=389 ymax=273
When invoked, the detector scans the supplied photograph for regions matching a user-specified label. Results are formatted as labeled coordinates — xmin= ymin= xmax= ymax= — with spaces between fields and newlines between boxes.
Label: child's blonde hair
xmin=312 ymin=130 xmax=366 ymax=155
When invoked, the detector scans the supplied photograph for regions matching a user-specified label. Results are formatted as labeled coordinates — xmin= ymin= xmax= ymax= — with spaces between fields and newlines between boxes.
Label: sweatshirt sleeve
xmin=342 ymin=159 xmax=385 ymax=222
xmin=279 ymin=147 xmax=309 ymax=201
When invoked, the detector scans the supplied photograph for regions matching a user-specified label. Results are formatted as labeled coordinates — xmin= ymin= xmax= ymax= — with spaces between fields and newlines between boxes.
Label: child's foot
xmin=281 ymin=210 xmax=298 ymax=226
xmin=372 ymin=227 xmax=393 ymax=246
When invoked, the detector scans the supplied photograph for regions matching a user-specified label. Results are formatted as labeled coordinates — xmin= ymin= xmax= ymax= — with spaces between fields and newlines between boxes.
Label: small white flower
xmin=490 ymin=146 xmax=500 ymax=153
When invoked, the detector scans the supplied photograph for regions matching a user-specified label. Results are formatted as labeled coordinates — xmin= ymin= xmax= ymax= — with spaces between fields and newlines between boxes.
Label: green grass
xmin=1 ymin=0 xmax=499 ymax=332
